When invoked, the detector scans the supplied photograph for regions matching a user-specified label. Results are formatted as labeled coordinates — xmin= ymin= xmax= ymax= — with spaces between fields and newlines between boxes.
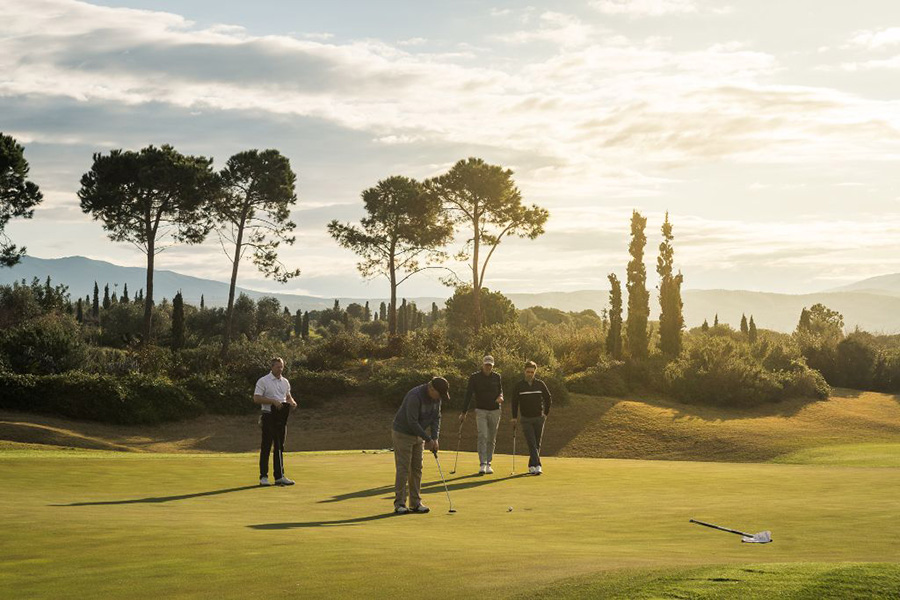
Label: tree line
xmin=1 ymin=133 xmax=549 ymax=352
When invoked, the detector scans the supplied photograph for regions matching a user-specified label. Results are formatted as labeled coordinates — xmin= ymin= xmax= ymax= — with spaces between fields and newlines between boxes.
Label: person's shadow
xmin=248 ymin=512 xmax=404 ymax=529
xmin=51 ymin=485 xmax=263 ymax=506
xmin=319 ymin=472 xmax=530 ymax=504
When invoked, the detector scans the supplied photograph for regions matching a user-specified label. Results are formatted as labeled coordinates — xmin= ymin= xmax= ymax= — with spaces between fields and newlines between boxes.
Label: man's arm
xmin=542 ymin=380 xmax=552 ymax=415
xmin=405 ymin=392 xmax=432 ymax=441
xmin=431 ymin=402 xmax=441 ymax=446
xmin=463 ymin=374 xmax=475 ymax=412
xmin=253 ymin=379 xmax=281 ymax=408
xmin=286 ymin=380 xmax=297 ymax=408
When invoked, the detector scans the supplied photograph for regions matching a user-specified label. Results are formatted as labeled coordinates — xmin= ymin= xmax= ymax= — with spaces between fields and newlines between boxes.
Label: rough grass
xmin=0 ymin=449 xmax=898 ymax=599
xmin=3 ymin=389 xmax=899 ymax=464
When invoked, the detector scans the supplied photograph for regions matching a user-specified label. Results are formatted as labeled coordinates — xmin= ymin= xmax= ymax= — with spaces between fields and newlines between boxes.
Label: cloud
xmin=493 ymin=12 xmax=597 ymax=48
xmin=847 ymin=27 xmax=900 ymax=50
xmin=590 ymin=0 xmax=700 ymax=17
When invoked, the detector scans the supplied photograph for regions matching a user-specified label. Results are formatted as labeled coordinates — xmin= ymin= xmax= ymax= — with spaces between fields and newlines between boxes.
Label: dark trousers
xmin=521 ymin=415 xmax=545 ymax=467
xmin=260 ymin=408 xmax=290 ymax=479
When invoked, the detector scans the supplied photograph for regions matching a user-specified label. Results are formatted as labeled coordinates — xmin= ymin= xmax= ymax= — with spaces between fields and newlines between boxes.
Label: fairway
xmin=1 ymin=449 xmax=898 ymax=599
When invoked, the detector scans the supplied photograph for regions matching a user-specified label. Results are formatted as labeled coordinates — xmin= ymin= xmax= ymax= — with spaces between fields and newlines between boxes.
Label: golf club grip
xmin=689 ymin=519 xmax=751 ymax=537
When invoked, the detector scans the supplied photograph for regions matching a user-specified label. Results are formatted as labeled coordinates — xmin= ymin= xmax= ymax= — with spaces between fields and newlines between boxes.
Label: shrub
xmin=565 ymin=360 xmax=628 ymax=397
xmin=180 ymin=372 xmax=254 ymax=415
xmin=0 ymin=371 xmax=201 ymax=424
xmin=664 ymin=336 xmax=829 ymax=407
xmin=0 ymin=314 xmax=85 ymax=374
xmin=367 ymin=358 xmax=468 ymax=410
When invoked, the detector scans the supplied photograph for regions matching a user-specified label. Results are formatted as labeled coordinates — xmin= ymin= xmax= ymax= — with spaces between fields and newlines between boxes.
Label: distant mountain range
xmin=2 ymin=256 xmax=900 ymax=334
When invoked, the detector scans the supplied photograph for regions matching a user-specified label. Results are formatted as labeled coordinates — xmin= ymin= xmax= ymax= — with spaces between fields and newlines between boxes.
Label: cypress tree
xmin=103 ymin=284 xmax=111 ymax=310
xmin=379 ymin=302 xmax=387 ymax=321
xmin=625 ymin=211 xmax=649 ymax=361
xmin=701 ymin=319 xmax=709 ymax=332
xmin=398 ymin=299 xmax=408 ymax=334
xmin=76 ymin=298 xmax=84 ymax=323
xmin=431 ymin=302 xmax=439 ymax=325
xmin=606 ymin=273 xmax=624 ymax=360
xmin=798 ymin=308 xmax=811 ymax=332
xmin=740 ymin=314 xmax=749 ymax=336
xmin=294 ymin=309 xmax=303 ymax=337
xmin=121 ymin=283 xmax=129 ymax=303
xmin=364 ymin=301 xmax=371 ymax=322
xmin=200 ymin=294 xmax=205 ymax=310
xmin=172 ymin=291 xmax=185 ymax=350
xmin=301 ymin=311 xmax=310 ymax=340
xmin=748 ymin=315 xmax=758 ymax=344
xmin=714 ymin=313 xmax=719 ymax=327
xmin=657 ymin=211 xmax=683 ymax=358
xmin=92 ymin=282 xmax=100 ymax=318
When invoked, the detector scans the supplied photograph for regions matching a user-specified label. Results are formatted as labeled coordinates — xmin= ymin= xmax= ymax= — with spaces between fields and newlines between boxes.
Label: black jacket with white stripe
xmin=511 ymin=378 xmax=552 ymax=419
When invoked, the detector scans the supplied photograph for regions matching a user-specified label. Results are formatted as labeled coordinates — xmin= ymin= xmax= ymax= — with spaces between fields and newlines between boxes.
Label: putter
xmin=432 ymin=450 xmax=456 ymax=513
xmin=689 ymin=519 xmax=772 ymax=544
xmin=449 ymin=421 xmax=464 ymax=474
xmin=510 ymin=424 xmax=517 ymax=475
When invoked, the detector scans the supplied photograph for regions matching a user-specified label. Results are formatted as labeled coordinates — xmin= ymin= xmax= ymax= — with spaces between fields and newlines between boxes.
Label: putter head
xmin=448 ymin=509 xmax=457 ymax=513
xmin=741 ymin=531 xmax=772 ymax=544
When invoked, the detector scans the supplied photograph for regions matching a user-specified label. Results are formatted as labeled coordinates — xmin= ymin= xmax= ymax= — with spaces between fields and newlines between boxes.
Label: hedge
xmin=0 ymin=371 xmax=202 ymax=425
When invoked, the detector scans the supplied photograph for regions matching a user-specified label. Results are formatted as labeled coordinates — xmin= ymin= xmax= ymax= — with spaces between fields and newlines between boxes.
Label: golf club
xmin=511 ymin=423 xmax=517 ymax=475
xmin=689 ymin=519 xmax=772 ymax=543
xmin=449 ymin=421 xmax=464 ymax=474
xmin=432 ymin=450 xmax=456 ymax=513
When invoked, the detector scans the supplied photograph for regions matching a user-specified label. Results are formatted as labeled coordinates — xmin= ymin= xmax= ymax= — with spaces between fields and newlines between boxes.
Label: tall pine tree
xmin=625 ymin=211 xmax=649 ymax=361
xmin=657 ymin=212 xmax=683 ymax=358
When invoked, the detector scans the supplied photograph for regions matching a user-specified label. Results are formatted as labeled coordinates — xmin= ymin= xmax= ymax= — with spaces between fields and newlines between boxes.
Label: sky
xmin=3 ymin=0 xmax=900 ymax=298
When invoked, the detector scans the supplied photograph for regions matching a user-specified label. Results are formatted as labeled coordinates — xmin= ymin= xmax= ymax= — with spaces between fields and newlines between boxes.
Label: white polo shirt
xmin=255 ymin=372 xmax=291 ymax=413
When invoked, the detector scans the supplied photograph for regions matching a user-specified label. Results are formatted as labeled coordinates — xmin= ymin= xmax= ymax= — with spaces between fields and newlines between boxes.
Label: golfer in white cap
xmin=459 ymin=355 xmax=504 ymax=474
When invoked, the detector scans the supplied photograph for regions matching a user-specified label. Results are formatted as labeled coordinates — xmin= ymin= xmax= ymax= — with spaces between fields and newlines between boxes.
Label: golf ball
xmin=507 ymin=506 xmax=513 ymax=512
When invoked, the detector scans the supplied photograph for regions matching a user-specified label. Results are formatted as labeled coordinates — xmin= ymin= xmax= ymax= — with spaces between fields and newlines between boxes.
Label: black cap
xmin=429 ymin=376 xmax=450 ymax=402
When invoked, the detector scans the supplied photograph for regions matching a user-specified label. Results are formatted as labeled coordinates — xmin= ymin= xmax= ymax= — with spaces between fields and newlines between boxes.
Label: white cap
xmin=483 ymin=355 xmax=495 ymax=365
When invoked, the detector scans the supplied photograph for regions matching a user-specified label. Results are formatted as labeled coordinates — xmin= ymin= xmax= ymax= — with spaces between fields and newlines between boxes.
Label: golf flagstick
xmin=689 ymin=519 xmax=772 ymax=543
xmin=450 ymin=420 xmax=464 ymax=474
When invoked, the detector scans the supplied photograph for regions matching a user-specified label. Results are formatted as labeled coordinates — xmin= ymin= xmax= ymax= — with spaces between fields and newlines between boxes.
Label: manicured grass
xmin=1 ymin=449 xmax=898 ymax=598
xmin=772 ymin=443 xmax=900 ymax=467
xmin=522 ymin=562 xmax=900 ymax=599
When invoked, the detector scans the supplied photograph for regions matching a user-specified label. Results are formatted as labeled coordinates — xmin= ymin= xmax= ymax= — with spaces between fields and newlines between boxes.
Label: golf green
xmin=0 ymin=449 xmax=897 ymax=598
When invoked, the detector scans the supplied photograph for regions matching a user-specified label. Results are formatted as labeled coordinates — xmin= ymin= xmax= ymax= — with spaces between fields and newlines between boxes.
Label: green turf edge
xmin=516 ymin=562 xmax=900 ymax=599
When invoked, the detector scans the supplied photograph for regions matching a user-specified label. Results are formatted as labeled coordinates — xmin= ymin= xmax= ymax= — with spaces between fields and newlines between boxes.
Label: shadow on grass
xmin=51 ymin=485 xmax=263 ymax=506
xmin=248 ymin=512 xmax=404 ymax=529
xmin=319 ymin=472 xmax=530 ymax=504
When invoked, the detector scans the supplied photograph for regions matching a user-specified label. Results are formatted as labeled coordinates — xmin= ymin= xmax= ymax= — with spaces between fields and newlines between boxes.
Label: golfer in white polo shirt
xmin=253 ymin=357 xmax=297 ymax=486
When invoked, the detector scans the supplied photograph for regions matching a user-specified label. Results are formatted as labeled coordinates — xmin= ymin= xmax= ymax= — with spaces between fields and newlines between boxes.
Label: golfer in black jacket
xmin=511 ymin=360 xmax=552 ymax=475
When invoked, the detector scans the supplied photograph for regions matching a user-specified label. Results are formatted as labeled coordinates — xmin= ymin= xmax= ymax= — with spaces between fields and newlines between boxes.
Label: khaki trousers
xmin=392 ymin=430 xmax=424 ymax=509
xmin=476 ymin=408 xmax=501 ymax=465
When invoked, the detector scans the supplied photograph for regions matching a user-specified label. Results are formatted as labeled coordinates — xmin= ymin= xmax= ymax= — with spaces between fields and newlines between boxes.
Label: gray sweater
xmin=392 ymin=384 xmax=442 ymax=443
